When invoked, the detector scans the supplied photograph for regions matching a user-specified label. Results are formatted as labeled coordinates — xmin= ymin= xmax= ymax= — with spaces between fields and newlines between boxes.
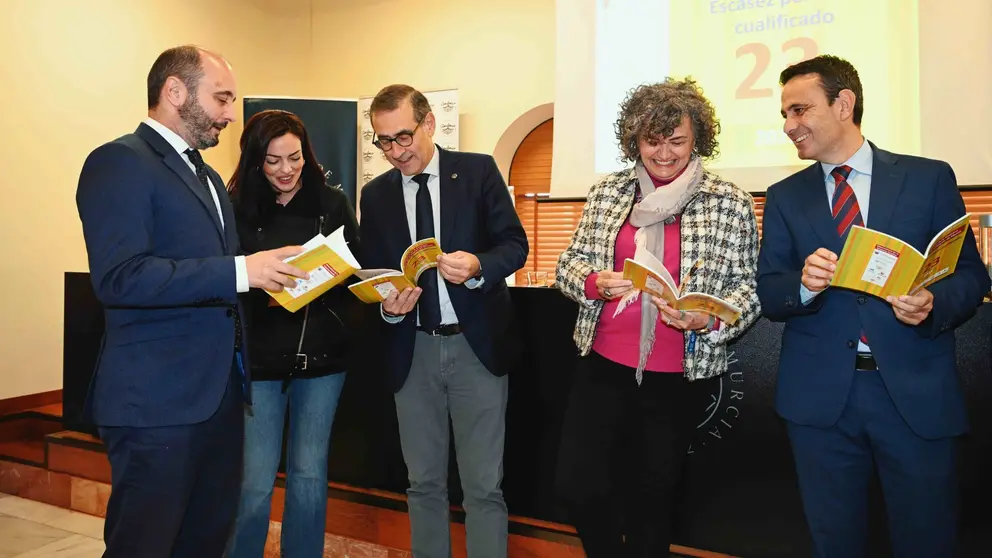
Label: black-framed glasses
xmin=373 ymin=118 xmax=424 ymax=151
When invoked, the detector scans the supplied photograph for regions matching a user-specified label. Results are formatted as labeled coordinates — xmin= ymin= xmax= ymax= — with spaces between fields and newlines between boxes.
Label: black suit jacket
xmin=75 ymin=122 xmax=248 ymax=427
xmin=358 ymin=147 xmax=528 ymax=392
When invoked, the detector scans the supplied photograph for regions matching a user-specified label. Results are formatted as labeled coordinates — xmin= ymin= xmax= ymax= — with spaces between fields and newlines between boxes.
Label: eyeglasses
xmin=373 ymin=118 xmax=424 ymax=151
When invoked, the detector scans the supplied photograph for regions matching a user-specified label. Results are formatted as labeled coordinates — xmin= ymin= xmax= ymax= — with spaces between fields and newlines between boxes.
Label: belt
xmin=417 ymin=323 xmax=462 ymax=337
xmin=855 ymin=353 xmax=877 ymax=371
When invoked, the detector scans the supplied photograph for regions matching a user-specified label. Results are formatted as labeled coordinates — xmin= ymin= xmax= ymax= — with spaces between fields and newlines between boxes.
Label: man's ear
xmin=836 ymin=89 xmax=857 ymax=122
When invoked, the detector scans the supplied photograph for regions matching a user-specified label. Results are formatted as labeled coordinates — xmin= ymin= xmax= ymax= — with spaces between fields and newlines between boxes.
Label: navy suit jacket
xmin=757 ymin=144 xmax=990 ymax=439
xmin=75 ymin=123 xmax=247 ymax=428
xmin=358 ymin=147 xmax=528 ymax=393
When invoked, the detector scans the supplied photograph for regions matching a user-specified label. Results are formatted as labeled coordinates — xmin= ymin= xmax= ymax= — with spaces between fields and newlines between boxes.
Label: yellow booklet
xmin=348 ymin=238 xmax=443 ymax=303
xmin=831 ymin=214 xmax=971 ymax=298
xmin=621 ymin=251 xmax=742 ymax=324
xmin=265 ymin=226 xmax=362 ymax=313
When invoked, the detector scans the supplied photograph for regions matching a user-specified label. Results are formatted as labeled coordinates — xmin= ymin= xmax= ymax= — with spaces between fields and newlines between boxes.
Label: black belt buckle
xmin=855 ymin=353 xmax=877 ymax=371
xmin=294 ymin=353 xmax=308 ymax=371
xmin=420 ymin=324 xmax=461 ymax=337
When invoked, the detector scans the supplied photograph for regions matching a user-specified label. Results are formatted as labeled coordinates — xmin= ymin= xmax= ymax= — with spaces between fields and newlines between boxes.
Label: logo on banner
xmin=362 ymin=108 xmax=371 ymax=119
xmin=363 ymin=150 xmax=374 ymax=162
xmin=441 ymin=123 xmax=456 ymax=135
xmin=688 ymin=349 xmax=744 ymax=454
xmin=441 ymin=101 xmax=456 ymax=112
xmin=363 ymin=129 xmax=374 ymax=141
xmin=362 ymin=171 xmax=374 ymax=184
xmin=443 ymin=144 xmax=458 ymax=152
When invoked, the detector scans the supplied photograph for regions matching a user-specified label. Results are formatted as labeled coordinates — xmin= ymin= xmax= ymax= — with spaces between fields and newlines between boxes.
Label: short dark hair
xmin=147 ymin=45 xmax=204 ymax=110
xmin=227 ymin=110 xmax=327 ymax=226
xmin=369 ymin=84 xmax=432 ymax=124
xmin=780 ymin=55 xmax=863 ymax=125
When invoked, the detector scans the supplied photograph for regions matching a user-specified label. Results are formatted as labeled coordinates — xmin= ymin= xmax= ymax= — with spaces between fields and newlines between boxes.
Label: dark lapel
xmin=797 ymin=162 xmax=843 ymax=252
xmin=437 ymin=146 xmax=458 ymax=250
xmin=384 ymin=169 xmax=413 ymax=247
xmin=135 ymin=123 xmax=226 ymax=243
xmin=865 ymin=143 xmax=905 ymax=234
xmin=209 ymin=167 xmax=235 ymax=253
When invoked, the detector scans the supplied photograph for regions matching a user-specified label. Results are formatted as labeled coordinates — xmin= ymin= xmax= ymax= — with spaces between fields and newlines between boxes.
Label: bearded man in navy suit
xmin=76 ymin=45 xmax=306 ymax=557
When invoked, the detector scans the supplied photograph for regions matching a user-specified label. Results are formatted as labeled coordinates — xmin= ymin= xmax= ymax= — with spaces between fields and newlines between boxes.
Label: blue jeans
xmin=226 ymin=373 xmax=347 ymax=558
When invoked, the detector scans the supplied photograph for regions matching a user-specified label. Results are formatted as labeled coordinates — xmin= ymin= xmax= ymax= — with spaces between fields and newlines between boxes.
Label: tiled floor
xmin=0 ymin=493 xmax=105 ymax=557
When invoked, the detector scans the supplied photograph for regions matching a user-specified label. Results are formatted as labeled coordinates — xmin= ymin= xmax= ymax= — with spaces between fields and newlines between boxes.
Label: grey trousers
xmin=394 ymin=331 xmax=509 ymax=558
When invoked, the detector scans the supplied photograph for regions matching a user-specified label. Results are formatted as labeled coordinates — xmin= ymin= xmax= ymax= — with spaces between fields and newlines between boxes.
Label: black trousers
xmin=99 ymin=369 xmax=245 ymax=558
xmin=556 ymin=351 xmax=707 ymax=558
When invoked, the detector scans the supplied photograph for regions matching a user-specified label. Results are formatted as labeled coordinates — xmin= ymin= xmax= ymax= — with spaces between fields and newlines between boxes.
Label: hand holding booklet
xmin=348 ymin=238 xmax=443 ymax=303
xmin=620 ymin=250 xmax=742 ymax=325
xmin=831 ymin=214 xmax=971 ymax=298
xmin=264 ymin=226 xmax=361 ymax=312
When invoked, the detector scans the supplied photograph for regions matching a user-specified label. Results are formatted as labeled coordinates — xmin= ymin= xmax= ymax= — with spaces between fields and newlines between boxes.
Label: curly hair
xmin=614 ymin=77 xmax=721 ymax=163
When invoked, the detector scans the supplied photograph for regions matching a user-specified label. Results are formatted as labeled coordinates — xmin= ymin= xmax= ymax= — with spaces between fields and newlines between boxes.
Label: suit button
xmin=857 ymin=295 xmax=867 ymax=305
xmin=226 ymin=309 xmax=233 ymax=317
xmin=847 ymin=340 xmax=856 ymax=349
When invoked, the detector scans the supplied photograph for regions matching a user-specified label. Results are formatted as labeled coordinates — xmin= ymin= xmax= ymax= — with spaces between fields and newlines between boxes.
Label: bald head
xmin=146 ymin=45 xmax=232 ymax=110
xmin=146 ymin=45 xmax=238 ymax=150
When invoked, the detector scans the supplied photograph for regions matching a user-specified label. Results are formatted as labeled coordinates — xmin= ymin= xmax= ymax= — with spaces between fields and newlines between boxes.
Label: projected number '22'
xmin=736 ymin=38 xmax=818 ymax=99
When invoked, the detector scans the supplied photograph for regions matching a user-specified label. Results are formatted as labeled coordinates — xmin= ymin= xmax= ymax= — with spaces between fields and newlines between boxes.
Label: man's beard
xmin=178 ymin=96 xmax=224 ymax=150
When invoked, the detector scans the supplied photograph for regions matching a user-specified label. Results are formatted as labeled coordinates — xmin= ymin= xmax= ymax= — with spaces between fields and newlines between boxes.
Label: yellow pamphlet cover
xmin=621 ymin=251 xmax=742 ymax=325
xmin=264 ymin=226 xmax=361 ymax=313
xmin=831 ymin=214 xmax=971 ymax=298
xmin=348 ymin=238 xmax=443 ymax=303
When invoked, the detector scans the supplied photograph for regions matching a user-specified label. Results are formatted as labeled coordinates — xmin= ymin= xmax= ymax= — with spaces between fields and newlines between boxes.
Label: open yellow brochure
xmin=621 ymin=251 xmax=742 ymax=325
xmin=265 ymin=226 xmax=361 ymax=313
xmin=348 ymin=238 xmax=443 ymax=303
xmin=831 ymin=214 xmax=971 ymax=298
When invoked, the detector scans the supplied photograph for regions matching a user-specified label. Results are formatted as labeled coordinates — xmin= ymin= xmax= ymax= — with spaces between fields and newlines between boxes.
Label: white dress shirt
xmin=143 ymin=118 xmax=249 ymax=293
xmin=800 ymin=138 xmax=873 ymax=351
xmin=382 ymin=145 xmax=483 ymax=325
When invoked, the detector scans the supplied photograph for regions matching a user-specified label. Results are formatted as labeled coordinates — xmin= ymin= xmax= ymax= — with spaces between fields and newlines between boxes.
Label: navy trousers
xmin=787 ymin=370 xmax=958 ymax=558
xmin=99 ymin=369 xmax=245 ymax=558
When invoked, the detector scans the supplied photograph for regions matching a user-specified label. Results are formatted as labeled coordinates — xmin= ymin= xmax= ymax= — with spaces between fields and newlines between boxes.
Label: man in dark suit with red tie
xmin=75 ymin=45 xmax=305 ymax=557
xmin=757 ymin=55 xmax=990 ymax=558
xmin=358 ymin=84 xmax=528 ymax=558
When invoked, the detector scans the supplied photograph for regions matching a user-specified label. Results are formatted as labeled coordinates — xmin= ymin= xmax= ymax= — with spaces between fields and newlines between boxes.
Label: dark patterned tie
xmin=413 ymin=173 xmax=442 ymax=330
xmin=184 ymin=148 xmax=212 ymax=193
xmin=831 ymin=165 xmax=869 ymax=346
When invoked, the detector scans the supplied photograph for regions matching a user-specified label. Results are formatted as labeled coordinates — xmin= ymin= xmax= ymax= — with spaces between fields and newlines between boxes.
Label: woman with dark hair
xmin=226 ymin=109 xmax=359 ymax=557
xmin=554 ymin=78 xmax=761 ymax=557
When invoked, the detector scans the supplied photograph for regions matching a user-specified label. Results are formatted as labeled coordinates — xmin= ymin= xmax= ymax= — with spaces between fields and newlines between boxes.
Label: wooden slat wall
xmin=509 ymin=119 xmax=554 ymax=283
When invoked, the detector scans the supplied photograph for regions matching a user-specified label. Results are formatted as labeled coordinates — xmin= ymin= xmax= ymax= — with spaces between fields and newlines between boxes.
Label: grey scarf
xmin=615 ymin=157 xmax=704 ymax=384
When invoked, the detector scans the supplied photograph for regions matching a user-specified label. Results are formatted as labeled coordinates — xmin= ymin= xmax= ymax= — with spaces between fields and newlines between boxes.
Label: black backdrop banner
xmin=62 ymin=277 xmax=992 ymax=557
xmin=243 ymin=97 xmax=358 ymax=208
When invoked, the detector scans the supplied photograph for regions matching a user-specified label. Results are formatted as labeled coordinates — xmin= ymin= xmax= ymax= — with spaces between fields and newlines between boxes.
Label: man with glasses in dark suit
xmin=358 ymin=84 xmax=528 ymax=558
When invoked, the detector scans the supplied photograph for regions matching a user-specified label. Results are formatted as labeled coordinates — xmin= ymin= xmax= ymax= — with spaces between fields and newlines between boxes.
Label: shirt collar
xmin=821 ymin=137 xmax=873 ymax=180
xmin=401 ymin=144 xmax=440 ymax=185
xmin=143 ymin=117 xmax=192 ymax=156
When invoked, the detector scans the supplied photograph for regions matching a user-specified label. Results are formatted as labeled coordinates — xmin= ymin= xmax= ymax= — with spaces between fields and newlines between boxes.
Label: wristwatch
xmin=697 ymin=315 xmax=717 ymax=333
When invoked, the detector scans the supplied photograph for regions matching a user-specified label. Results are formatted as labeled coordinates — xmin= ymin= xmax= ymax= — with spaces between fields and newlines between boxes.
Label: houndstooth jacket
xmin=555 ymin=166 xmax=761 ymax=381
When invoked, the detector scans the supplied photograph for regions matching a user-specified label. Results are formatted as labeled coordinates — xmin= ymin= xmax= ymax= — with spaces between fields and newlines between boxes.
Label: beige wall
xmin=0 ymin=0 xmax=554 ymax=400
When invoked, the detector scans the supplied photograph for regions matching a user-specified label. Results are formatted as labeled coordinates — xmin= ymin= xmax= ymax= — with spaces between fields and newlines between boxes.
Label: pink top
xmin=584 ymin=171 xmax=685 ymax=373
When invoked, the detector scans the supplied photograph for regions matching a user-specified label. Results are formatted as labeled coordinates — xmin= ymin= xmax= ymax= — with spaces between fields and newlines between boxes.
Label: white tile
xmin=43 ymin=511 xmax=104 ymax=539
xmin=0 ymin=515 xmax=73 ymax=558
xmin=11 ymin=534 xmax=105 ymax=558
xmin=0 ymin=497 xmax=73 ymax=525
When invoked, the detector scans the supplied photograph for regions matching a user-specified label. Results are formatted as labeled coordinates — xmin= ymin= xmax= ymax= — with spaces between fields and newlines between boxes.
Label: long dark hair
xmin=227 ymin=109 xmax=325 ymax=226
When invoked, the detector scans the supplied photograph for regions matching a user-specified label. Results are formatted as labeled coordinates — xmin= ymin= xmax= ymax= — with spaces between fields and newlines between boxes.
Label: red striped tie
xmin=831 ymin=165 xmax=869 ymax=346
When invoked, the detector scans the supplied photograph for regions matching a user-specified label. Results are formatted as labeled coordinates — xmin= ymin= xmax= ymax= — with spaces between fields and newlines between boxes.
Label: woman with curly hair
xmin=554 ymin=78 xmax=761 ymax=557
